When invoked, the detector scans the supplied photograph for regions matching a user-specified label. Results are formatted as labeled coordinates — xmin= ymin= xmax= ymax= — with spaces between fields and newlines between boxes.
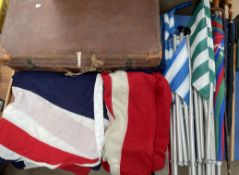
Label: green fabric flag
xmin=188 ymin=0 xmax=215 ymax=99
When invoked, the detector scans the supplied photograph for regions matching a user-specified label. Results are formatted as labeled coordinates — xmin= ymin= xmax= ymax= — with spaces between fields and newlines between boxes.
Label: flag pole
xmin=182 ymin=100 xmax=191 ymax=161
xmin=210 ymin=83 xmax=216 ymax=175
xmin=182 ymin=100 xmax=190 ymax=166
xmin=188 ymin=0 xmax=217 ymax=174
xmin=184 ymin=27 xmax=197 ymax=175
xmin=171 ymin=28 xmax=179 ymax=175
xmin=182 ymin=27 xmax=192 ymax=169
xmin=188 ymin=19 xmax=204 ymax=172
xmin=178 ymin=26 xmax=189 ymax=166
xmin=198 ymin=94 xmax=205 ymax=175
xmin=173 ymin=34 xmax=184 ymax=167
xmin=171 ymin=104 xmax=178 ymax=175
xmin=180 ymin=98 xmax=189 ymax=166
xmin=163 ymin=11 xmax=179 ymax=175
xmin=203 ymin=99 xmax=212 ymax=175
xmin=193 ymin=89 xmax=203 ymax=175
xmin=203 ymin=83 xmax=216 ymax=175
xmin=163 ymin=3 xmax=194 ymax=172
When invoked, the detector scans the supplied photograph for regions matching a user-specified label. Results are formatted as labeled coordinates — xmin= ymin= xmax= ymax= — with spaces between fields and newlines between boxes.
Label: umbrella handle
xmin=213 ymin=0 xmax=220 ymax=8
xmin=211 ymin=7 xmax=225 ymax=16
xmin=224 ymin=0 xmax=233 ymax=21
xmin=211 ymin=7 xmax=226 ymax=31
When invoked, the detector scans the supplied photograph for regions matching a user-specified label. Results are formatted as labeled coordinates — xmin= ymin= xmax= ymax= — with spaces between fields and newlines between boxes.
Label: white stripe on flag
xmin=175 ymin=74 xmax=190 ymax=99
xmin=4 ymin=105 xmax=98 ymax=159
xmin=0 ymin=145 xmax=59 ymax=169
xmin=0 ymin=144 xmax=101 ymax=169
xmin=192 ymin=72 xmax=210 ymax=90
xmin=191 ymin=27 xmax=208 ymax=55
xmin=3 ymin=87 xmax=100 ymax=159
xmin=190 ymin=8 xmax=205 ymax=35
xmin=208 ymin=38 xmax=214 ymax=49
xmin=207 ymin=16 xmax=212 ymax=24
xmin=94 ymin=74 xmax=105 ymax=158
xmin=103 ymin=71 xmax=129 ymax=175
xmin=164 ymin=14 xmax=174 ymax=29
xmin=165 ymin=49 xmax=173 ymax=60
xmin=165 ymin=46 xmax=188 ymax=83
xmin=209 ymin=58 xmax=215 ymax=71
xmin=204 ymin=1 xmax=213 ymax=32
xmin=11 ymin=87 xmax=95 ymax=130
xmin=192 ymin=49 xmax=208 ymax=71
xmin=206 ymin=16 xmax=213 ymax=29
xmin=165 ymin=31 xmax=170 ymax=41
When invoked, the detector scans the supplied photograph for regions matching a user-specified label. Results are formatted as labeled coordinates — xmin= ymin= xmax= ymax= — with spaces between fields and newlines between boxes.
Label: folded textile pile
xmin=0 ymin=72 xmax=107 ymax=172
xmin=101 ymin=71 xmax=171 ymax=175
xmin=0 ymin=71 xmax=171 ymax=175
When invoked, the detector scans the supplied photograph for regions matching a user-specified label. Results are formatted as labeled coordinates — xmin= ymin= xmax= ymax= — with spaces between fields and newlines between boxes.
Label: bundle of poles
xmin=169 ymin=26 xmax=196 ymax=175
xmin=166 ymin=0 xmax=234 ymax=175
xmin=169 ymin=25 xmax=212 ymax=175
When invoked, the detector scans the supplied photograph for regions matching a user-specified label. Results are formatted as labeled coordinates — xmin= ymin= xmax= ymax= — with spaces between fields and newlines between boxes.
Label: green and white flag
xmin=189 ymin=0 xmax=215 ymax=99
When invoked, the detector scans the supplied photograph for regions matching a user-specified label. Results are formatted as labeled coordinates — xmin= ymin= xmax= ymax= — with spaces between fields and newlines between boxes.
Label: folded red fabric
xmin=101 ymin=72 xmax=172 ymax=175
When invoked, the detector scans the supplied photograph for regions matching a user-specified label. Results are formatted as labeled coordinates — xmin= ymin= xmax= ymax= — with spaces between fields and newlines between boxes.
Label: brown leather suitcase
xmin=0 ymin=0 xmax=162 ymax=72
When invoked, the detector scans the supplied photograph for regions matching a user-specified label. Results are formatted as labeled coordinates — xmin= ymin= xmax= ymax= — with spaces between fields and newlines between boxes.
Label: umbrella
xmin=211 ymin=4 xmax=226 ymax=162
xmin=233 ymin=71 xmax=239 ymax=160
xmin=220 ymin=0 xmax=233 ymax=174
xmin=234 ymin=15 xmax=239 ymax=161
xmin=225 ymin=0 xmax=234 ymax=138
xmin=211 ymin=6 xmax=226 ymax=175
xmin=236 ymin=15 xmax=239 ymax=71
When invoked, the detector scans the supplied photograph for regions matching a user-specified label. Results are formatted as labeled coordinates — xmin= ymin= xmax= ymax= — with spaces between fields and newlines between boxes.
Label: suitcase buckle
xmin=91 ymin=53 xmax=104 ymax=68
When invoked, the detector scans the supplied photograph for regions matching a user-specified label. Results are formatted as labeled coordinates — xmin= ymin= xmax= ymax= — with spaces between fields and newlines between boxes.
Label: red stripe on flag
xmin=120 ymin=73 xmax=171 ymax=174
xmin=120 ymin=73 xmax=156 ymax=175
xmin=101 ymin=159 xmax=111 ymax=173
xmin=0 ymin=118 xmax=98 ymax=166
xmin=152 ymin=73 xmax=171 ymax=171
xmin=212 ymin=21 xmax=223 ymax=30
xmin=215 ymin=69 xmax=225 ymax=99
xmin=101 ymin=73 xmax=114 ymax=119
xmin=214 ymin=35 xmax=224 ymax=46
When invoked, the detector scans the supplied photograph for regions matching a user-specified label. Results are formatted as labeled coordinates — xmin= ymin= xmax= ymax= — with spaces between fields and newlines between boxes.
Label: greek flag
xmin=164 ymin=38 xmax=190 ymax=105
xmin=163 ymin=3 xmax=191 ymax=105
xmin=163 ymin=1 xmax=191 ymax=62
xmin=163 ymin=10 xmax=175 ymax=61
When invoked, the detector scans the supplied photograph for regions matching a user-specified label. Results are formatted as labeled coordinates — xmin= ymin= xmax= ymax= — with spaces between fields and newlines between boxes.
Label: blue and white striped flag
xmin=164 ymin=38 xmax=190 ymax=105
xmin=163 ymin=3 xmax=191 ymax=105
xmin=163 ymin=1 xmax=192 ymax=62
xmin=163 ymin=10 xmax=175 ymax=62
